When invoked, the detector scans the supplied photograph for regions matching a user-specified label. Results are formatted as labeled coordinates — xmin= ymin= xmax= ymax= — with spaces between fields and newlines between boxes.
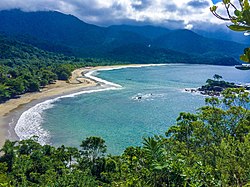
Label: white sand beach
xmin=0 ymin=64 xmax=165 ymax=147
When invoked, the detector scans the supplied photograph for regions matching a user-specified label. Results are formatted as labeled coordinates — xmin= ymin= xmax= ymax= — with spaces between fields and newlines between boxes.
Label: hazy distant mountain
xmin=153 ymin=29 xmax=246 ymax=58
xmin=0 ymin=9 xmax=244 ymax=65
xmin=195 ymin=28 xmax=250 ymax=45
xmin=107 ymin=43 xmax=190 ymax=63
xmin=107 ymin=25 xmax=170 ymax=40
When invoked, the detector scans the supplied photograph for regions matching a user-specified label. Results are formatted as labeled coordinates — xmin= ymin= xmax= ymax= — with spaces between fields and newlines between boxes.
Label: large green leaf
xmin=234 ymin=10 xmax=242 ymax=17
xmin=243 ymin=10 xmax=250 ymax=24
xmin=223 ymin=0 xmax=230 ymax=4
xmin=240 ymin=54 xmax=249 ymax=62
xmin=227 ymin=25 xmax=250 ymax=31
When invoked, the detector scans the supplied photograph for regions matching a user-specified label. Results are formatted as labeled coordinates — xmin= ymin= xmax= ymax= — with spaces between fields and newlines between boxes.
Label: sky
xmin=212 ymin=0 xmax=222 ymax=3
xmin=0 ymin=0 xmax=231 ymax=30
xmin=213 ymin=0 xmax=221 ymax=3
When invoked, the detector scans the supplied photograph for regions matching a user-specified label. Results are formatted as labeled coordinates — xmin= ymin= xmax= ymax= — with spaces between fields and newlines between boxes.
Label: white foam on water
xmin=14 ymin=75 xmax=121 ymax=145
xmin=181 ymin=88 xmax=210 ymax=97
xmin=14 ymin=87 xmax=122 ymax=145
xmin=14 ymin=64 xmax=166 ymax=145
xmin=131 ymin=93 xmax=166 ymax=101
xmin=14 ymin=87 xmax=120 ymax=145
xmin=85 ymin=71 xmax=122 ymax=88
xmin=14 ymin=99 xmax=56 ymax=145
xmin=85 ymin=64 xmax=166 ymax=88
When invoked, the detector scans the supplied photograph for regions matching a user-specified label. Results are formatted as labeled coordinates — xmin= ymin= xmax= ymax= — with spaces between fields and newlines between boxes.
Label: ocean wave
xmin=85 ymin=64 xmax=167 ymax=88
xmin=14 ymin=99 xmax=56 ymax=145
xmin=131 ymin=93 xmax=166 ymax=101
xmin=14 ymin=87 xmax=122 ymax=145
xmin=85 ymin=71 xmax=122 ymax=88
xmin=14 ymin=64 xmax=165 ymax=145
xmin=181 ymin=88 xmax=208 ymax=97
xmin=14 ymin=69 xmax=124 ymax=145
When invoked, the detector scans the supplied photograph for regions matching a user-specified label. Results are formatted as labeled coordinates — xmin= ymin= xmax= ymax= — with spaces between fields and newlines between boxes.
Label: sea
xmin=14 ymin=64 xmax=250 ymax=155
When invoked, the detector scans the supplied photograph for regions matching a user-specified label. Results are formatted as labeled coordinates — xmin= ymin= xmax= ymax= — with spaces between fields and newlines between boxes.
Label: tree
xmin=1 ymin=89 xmax=250 ymax=186
xmin=54 ymin=64 xmax=73 ymax=80
xmin=6 ymin=78 xmax=25 ymax=96
xmin=80 ymin=137 xmax=107 ymax=179
xmin=213 ymin=74 xmax=223 ymax=81
xmin=0 ymin=140 xmax=17 ymax=172
xmin=80 ymin=136 xmax=107 ymax=162
xmin=0 ymin=84 xmax=10 ymax=102
xmin=210 ymin=0 xmax=250 ymax=62
xmin=143 ymin=137 xmax=164 ymax=162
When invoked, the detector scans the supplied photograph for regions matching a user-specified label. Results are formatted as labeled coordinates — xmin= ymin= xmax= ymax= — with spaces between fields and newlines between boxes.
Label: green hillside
xmin=0 ymin=9 xmax=244 ymax=65
xmin=153 ymin=29 xmax=246 ymax=58
xmin=0 ymin=35 xmax=122 ymax=103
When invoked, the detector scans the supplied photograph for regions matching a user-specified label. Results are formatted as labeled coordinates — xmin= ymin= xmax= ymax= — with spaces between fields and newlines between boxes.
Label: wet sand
xmin=0 ymin=64 xmax=165 ymax=147
xmin=0 ymin=67 xmax=97 ymax=147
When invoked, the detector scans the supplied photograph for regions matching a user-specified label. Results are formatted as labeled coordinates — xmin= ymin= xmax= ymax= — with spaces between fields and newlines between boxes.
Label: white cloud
xmin=0 ymin=0 xmax=230 ymax=29
xmin=185 ymin=24 xmax=193 ymax=30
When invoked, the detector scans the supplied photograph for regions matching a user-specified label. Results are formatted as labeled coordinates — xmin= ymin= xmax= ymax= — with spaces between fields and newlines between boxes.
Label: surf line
xmin=14 ymin=68 xmax=123 ymax=145
xmin=14 ymin=64 xmax=166 ymax=145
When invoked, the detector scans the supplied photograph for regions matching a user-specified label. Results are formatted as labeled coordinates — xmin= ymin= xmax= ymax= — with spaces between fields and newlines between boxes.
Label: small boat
xmin=235 ymin=64 xmax=250 ymax=70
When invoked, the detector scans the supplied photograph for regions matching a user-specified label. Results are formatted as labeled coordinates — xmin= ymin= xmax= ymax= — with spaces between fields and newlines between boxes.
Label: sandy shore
xmin=0 ymin=64 xmax=164 ymax=147
xmin=0 ymin=67 xmax=99 ymax=147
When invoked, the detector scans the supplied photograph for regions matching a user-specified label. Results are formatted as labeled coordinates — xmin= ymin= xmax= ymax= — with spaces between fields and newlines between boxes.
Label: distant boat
xmin=235 ymin=64 xmax=250 ymax=70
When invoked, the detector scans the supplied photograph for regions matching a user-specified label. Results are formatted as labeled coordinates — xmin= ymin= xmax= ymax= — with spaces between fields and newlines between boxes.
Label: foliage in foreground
xmin=1 ymin=88 xmax=250 ymax=186
xmin=210 ymin=0 xmax=250 ymax=62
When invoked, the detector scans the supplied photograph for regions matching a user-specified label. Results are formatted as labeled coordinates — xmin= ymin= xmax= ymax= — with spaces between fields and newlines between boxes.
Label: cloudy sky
xmin=0 ymin=0 xmax=230 ymax=29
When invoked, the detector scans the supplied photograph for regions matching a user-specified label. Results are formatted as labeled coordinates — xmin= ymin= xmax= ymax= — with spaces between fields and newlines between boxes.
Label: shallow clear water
xmin=38 ymin=64 xmax=250 ymax=154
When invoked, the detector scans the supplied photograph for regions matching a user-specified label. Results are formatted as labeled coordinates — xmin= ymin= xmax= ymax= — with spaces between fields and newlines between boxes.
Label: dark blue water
xmin=41 ymin=64 xmax=250 ymax=154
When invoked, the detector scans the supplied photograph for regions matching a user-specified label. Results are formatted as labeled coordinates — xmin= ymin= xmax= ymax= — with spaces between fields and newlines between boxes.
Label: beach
xmin=0 ymin=67 xmax=98 ymax=147
xmin=0 ymin=64 xmax=164 ymax=147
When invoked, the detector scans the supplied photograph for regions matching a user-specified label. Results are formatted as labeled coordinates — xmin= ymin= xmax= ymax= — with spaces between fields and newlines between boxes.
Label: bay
xmin=41 ymin=64 xmax=250 ymax=155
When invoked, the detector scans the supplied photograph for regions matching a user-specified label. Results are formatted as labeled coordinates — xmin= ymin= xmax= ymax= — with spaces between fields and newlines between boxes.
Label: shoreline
xmin=0 ymin=64 xmax=166 ymax=147
xmin=0 ymin=67 xmax=98 ymax=147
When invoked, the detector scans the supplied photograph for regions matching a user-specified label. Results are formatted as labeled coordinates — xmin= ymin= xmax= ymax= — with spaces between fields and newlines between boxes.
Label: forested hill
xmin=0 ymin=9 xmax=244 ymax=102
xmin=0 ymin=35 xmax=70 ymax=60
xmin=153 ymin=29 xmax=245 ymax=57
xmin=0 ymin=34 xmax=79 ymax=102
xmin=0 ymin=35 xmax=122 ymax=103
xmin=0 ymin=9 xmax=245 ymax=65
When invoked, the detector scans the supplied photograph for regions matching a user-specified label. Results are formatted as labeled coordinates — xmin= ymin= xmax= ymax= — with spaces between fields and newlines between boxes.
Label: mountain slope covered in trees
xmin=0 ymin=9 xmax=245 ymax=65
xmin=153 ymin=29 xmax=245 ymax=58
xmin=0 ymin=35 xmax=123 ymax=102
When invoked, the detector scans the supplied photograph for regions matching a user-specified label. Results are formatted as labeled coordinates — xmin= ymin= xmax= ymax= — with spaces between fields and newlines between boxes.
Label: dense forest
xmin=0 ymin=35 xmax=127 ymax=103
xmin=0 ymin=8 xmax=249 ymax=186
xmin=0 ymin=88 xmax=249 ymax=186
xmin=0 ymin=10 xmax=244 ymax=65
xmin=0 ymin=9 xmax=245 ymax=103
xmin=1 ymin=1 xmax=250 ymax=186
xmin=0 ymin=30 xmax=242 ymax=103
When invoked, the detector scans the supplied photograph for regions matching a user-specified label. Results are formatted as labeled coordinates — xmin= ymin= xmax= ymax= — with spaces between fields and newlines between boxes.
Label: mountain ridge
xmin=0 ymin=9 xmax=244 ymax=65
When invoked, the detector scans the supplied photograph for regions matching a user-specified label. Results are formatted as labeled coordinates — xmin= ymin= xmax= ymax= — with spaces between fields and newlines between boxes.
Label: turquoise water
xmin=39 ymin=64 xmax=250 ymax=154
